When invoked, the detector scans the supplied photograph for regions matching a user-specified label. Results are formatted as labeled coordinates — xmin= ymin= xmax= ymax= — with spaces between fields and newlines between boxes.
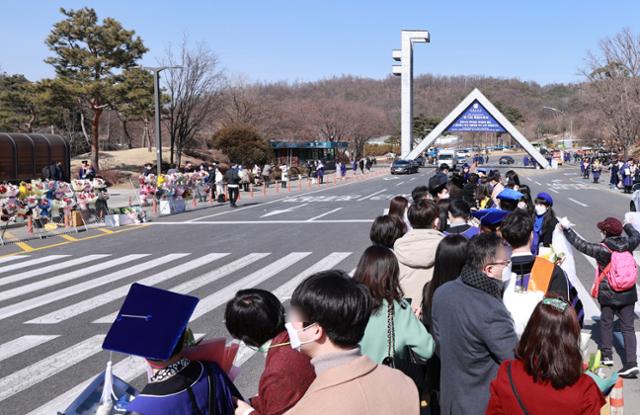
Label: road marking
xmin=409 ymin=177 xmax=416 ymax=182
xmin=0 ymin=335 xmax=105 ymax=402
xmin=233 ymin=252 xmax=352 ymax=366
xmin=0 ymin=255 xmax=67 ymax=275
xmin=26 ymin=253 xmax=212 ymax=324
xmin=147 ymin=219 xmax=374 ymax=225
xmin=533 ymin=180 xmax=542 ymax=186
xmin=187 ymin=172 xmax=387 ymax=223
xmin=306 ymin=208 xmax=343 ymax=222
xmin=357 ymin=189 xmax=387 ymax=202
xmin=0 ymin=255 xmax=29 ymax=265
xmin=15 ymin=242 xmax=34 ymax=252
xmin=0 ymin=254 xmax=141 ymax=303
xmin=93 ymin=253 xmax=271 ymax=323
xmin=396 ymin=181 xmax=405 ymax=187
xmin=58 ymin=234 xmax=78 ymax=241
xmin=568 ymin=197 xmax=589 ymax=207
xmin=549 ymin=189 xmax=559 ymax=194
xmin=190 ymin=252 xmax=312 ymax=320
xmin=0 ymin=255 xmax=108 ymax=289
xmin=96 ymin=227 xmax=114 ymax=234
xmin=0 ymin=254 xmax=152 ymax=320
xmin=0 ymin=335 xmax=59 ymax=363
xmin=260 ymin=203 xmax=310 ymax=218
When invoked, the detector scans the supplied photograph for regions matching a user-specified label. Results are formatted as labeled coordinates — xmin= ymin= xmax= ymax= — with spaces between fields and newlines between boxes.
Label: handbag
xmin=381 ymin=302 xmax=428 ymax=395
xmin=507 ymin=362 xmax=529 ymax=415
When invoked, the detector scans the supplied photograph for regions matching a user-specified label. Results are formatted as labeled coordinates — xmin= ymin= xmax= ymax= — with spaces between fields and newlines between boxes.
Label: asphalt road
xmin=0 ymin=163 xmax=638 ymax=414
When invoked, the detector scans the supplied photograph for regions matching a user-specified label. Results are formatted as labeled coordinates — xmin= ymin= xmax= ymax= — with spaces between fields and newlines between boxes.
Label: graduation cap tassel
xmin=96 ymin=353 xmax=115 ymax=415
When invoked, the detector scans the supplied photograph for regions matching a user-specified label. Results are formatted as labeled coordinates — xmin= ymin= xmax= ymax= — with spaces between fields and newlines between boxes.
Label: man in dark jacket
xmin=432 ymin=233 xmax=518 ymax=415
xmin=224 ymin=165 xmax=241 ymax=208
xmin=561 ymin=216 xmax=640 ymax=378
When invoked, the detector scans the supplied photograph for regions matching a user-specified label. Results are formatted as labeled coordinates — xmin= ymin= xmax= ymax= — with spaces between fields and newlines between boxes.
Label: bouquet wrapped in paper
xmin=182 ymin=337 xmax=241 ymax=381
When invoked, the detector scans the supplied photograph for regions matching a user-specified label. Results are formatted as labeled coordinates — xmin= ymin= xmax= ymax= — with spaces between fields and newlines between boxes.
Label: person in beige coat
xmin=282 ymin=270 xmax=419 ymax=415
xmin=394 ymin=199 xmax=444 ymax=306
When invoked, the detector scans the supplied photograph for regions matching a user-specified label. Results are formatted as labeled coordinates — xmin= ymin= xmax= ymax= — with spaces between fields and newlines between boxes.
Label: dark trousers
xmin=600 ymin=303 xmax=637 ymax=365
xmin=228 ymin=187 xmax=239 ymax=206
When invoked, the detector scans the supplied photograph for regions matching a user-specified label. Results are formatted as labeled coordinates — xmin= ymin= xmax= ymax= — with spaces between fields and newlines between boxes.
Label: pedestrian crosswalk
xmin=0 ymin=250 xmax=355 ymax=414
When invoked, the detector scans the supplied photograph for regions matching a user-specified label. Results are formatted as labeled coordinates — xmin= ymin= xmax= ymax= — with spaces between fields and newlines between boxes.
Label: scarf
xmin=460 ymin=265 xmax=503 ymax=299
xmin=532 ymin=214 xmax=544 ymax=255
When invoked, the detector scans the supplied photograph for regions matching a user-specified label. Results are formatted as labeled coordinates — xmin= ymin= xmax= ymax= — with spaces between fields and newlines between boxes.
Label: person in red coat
xmin=487 ymin=296 xmax=605 ymax=414
xmin=225 ymin=289 xmax=316 ymax=415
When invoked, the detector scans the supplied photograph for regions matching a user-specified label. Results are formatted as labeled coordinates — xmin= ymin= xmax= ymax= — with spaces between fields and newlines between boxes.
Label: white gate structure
xmin=403 ymin=88 xmax=550 ymax=169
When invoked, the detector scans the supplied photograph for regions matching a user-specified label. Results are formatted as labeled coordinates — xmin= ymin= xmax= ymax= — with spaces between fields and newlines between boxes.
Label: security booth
xmin=0 ymin=133 xmax=71 ymax=181
xmin=270 ymin=140 xmax=349 ymax=168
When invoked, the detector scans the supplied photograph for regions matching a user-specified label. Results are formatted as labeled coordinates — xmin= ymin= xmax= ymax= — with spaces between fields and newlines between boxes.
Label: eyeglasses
xmin=489 ymin=260 xmax=511 ymax=267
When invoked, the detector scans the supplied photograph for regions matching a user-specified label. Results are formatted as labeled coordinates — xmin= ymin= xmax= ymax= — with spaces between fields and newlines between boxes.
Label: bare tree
xmin=583 ymin=28 xmax=640 ymax=158
xmin=163 ymin=39 xmax=226 ymax=167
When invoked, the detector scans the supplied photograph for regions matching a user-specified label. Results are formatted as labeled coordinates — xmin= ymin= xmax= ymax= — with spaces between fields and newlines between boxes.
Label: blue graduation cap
xmin=472 ymin=208 xmax=510 ymax=226
xmin=102 ymin=283 xmax=199 ymax=361
xmin=497 ymin=188 xmax=524 ymax=201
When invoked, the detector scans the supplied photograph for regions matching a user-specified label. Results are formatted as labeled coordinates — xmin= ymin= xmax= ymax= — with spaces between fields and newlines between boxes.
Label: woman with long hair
xmin=388 ymin=195 xmax=410 ymax=232
xmin=487 ymin=296 xmax=605 ymax=414
xmin=532 ymin=192 xmax=558 ymax=255
xmin=504 ymin=170 xmax=520 ymax=191
xmin=355 ymin=245 xmax=435 ymax=364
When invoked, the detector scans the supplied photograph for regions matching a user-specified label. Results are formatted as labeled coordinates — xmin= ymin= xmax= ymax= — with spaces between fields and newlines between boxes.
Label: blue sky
xmin=1 ymin=1 xmax=639 ymax=85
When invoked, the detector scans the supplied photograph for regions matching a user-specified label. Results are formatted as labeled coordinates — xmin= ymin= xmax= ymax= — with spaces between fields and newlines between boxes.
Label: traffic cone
xmin=152 ymin=198 xmax=158 ymax=215
xmin=27 ymin=216 xmax=33 ymax=234
xmin=192 ymin=196 xmax=197 ymax=208
xmin=287 ymin=181 xmax=291 ymax=192
xmin=276 ymin=182 xmax=280 ymax=193
xmin=610 ymin=377 xmax=624 ymax=415
xmin=208 ymin=189 xmax=213 ymax=205
xmin=224 ymin=185 xmax=228 ymax=202
xmin=250 ymin=184 xmax=254 ymax=198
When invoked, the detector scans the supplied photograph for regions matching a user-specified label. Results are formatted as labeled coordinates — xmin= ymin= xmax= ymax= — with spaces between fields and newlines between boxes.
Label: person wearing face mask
xmin=443 ymin=199 xmax=480 ymax=239
xmin=225 ymin=289 xmax=315 ymax=415
xmin=393 ymin=199 xmax=444 ymax=306
xmin=284 ymin=270 xmax=420 ymax=415
xmin=488 ymin=170 xmax=504 ymax=207
xmin=531 ymin=192 xmax=558 ymax=256
xmin=431 ymin=233 xmax=518 ymax=415
xmin=560 ymin=216 xmax=640 ymax=379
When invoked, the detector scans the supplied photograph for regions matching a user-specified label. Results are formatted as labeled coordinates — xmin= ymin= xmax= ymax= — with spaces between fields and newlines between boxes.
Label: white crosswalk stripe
xmin=27 ymin=253 xmax=228 ymax=324
xmin=190 ymin=252 xmax=312 ymax=320
xmin=0 ymin=335 xmax=105 ymax=402
xmin=0 ymin=255 xmax=65 ymax=275
xmin=93 ymin=252 xmax=271 ymax=324
xmin=0 ymin=254 xmax=152 ymax=321
xmin=0 ymin=255 xmax=30 ymax=265
xmin=0 ymin=255 xmax=109 ymax=291
xmin=0 ymin=335 xmax=59 ymax=363
xmin=0 ymin=251 xmax=354 ymax=412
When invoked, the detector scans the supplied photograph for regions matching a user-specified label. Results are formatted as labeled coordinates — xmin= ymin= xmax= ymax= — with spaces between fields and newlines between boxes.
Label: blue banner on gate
xmin=446 ymin=100 xmax=506 ymax=133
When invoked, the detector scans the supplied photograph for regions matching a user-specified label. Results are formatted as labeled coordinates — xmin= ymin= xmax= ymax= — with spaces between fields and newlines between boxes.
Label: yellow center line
xmin=59 ymin=234 xmax=79 ymax=242
xmin=0 ymin=224 xmax=148 ymax=258
xmin=15 ymin=242 xmax=35 ymax=252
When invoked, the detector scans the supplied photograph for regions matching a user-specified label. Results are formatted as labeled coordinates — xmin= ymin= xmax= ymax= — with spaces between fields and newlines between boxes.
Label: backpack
xmin=595 ymin=244 xmax=638 ymax=294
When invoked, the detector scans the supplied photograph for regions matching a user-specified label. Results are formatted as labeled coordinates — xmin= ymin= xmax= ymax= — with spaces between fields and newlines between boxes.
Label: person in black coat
xmin=561 ymin=216 xmax=640 ymax=378
xmin=532 ymin=192 xmax=558 ymax=255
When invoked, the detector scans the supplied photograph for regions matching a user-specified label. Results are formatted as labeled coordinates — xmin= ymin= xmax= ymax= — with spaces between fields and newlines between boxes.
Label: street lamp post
xmin=543 ymin=106 xmax=572 ymax=149
xmin=141 ymin=66 xmax=183 ymax=176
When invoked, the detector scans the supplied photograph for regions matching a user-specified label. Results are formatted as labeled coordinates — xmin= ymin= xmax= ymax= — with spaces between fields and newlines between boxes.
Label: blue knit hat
xmin=536 ymin=192 xmax=553 ymax=206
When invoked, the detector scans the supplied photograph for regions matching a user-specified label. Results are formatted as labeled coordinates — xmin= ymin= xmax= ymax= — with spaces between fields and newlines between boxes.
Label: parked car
xmin=390 ymin=159 xmax=418 ymax=174
xmin=499 ymin=155 xmax=515 ymax=165
xmin=414 ymin=156 xmax=426 ymax=167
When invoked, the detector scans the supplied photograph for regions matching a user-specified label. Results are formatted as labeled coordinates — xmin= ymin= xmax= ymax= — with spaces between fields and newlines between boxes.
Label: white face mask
xmin=517 ymin=201 xmax=527 ymax=210
xmin=284 ymin=322 xmax=317 ymax=351
xmin=534 ymin=205 xmax=547 ymax=216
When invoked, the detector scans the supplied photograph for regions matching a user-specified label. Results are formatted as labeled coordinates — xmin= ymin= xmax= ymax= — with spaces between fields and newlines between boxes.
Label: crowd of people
xmin=97 ymin=162 xmax=639 ymax=415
